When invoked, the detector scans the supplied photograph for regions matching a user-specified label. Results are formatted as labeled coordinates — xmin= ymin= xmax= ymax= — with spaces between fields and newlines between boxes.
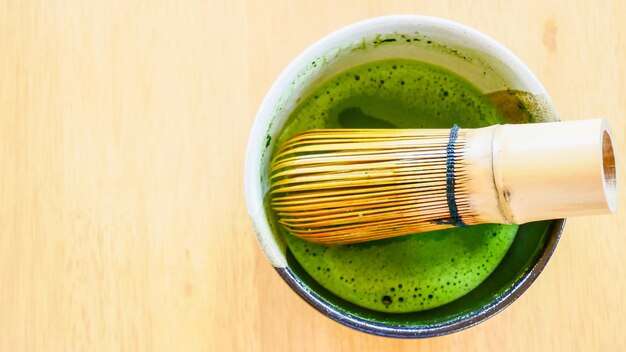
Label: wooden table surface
xmin=1 ymin=0 xmax=625 ymax=351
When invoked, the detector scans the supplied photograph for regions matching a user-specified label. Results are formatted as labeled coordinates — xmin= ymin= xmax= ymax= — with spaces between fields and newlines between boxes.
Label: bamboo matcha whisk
xmin=269 ymin=119 xmax=618 ymax=245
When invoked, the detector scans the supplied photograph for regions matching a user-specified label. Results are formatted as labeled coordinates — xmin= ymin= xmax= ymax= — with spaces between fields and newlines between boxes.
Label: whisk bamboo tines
xmin=269 ymin=119 xmax=618 ymax=245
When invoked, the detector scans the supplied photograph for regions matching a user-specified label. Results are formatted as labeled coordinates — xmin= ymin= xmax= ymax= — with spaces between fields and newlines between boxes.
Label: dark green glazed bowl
xmin=245 ymin=15 xmax=563 ymax=337
xmin=277 ymin=220 xmax=563 ymax=337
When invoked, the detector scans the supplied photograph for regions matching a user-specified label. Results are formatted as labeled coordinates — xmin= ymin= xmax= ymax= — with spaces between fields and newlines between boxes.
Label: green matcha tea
xmin=270 ymin=59 xmax=518 ymax=313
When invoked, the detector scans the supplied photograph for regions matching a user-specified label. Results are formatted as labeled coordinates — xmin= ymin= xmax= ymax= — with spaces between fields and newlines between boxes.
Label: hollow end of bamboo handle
xmin=492 ymin=119 xmax=618 ymax=224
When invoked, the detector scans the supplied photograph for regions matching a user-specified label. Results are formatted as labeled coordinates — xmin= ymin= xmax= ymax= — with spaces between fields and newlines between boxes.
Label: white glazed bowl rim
xmin=243 ymin=15 xmax=563 ymax=338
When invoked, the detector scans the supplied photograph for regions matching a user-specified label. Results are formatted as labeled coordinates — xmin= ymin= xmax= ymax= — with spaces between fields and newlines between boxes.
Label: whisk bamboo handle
xmin=464 ymin=119 xmax=617 ymax=224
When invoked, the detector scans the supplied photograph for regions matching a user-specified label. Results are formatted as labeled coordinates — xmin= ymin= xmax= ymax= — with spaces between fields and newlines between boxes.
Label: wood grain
xmin=0 ymin=0 xmax=624 ymax=350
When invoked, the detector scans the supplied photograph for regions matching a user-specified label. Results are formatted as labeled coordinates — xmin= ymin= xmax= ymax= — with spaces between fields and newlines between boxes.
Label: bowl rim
xmin=244 ymin=14 xmax=563 ymax=338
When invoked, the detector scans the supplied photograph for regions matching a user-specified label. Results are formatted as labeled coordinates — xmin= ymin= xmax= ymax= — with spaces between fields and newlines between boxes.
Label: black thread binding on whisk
xmin=435 ymin=124 xmax=467 ymax=227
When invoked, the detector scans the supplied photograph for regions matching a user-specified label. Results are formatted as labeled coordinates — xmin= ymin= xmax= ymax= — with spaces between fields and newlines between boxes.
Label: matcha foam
xmin=270 ymin=59 xmax=518 ymax=313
